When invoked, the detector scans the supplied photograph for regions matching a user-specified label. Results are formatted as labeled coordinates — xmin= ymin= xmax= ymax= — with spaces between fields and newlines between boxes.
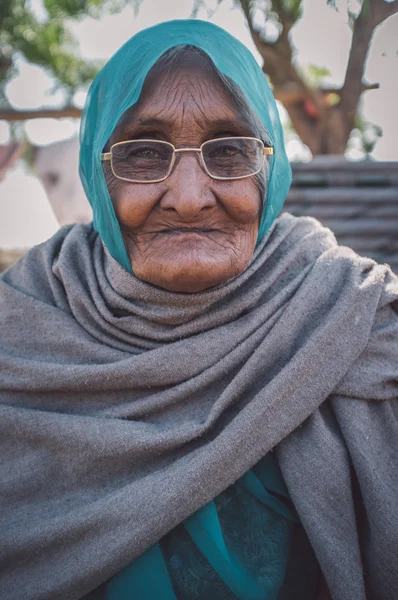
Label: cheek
xmin=110 ymin=180 xmax=162 ymax=230
xmin=103 ymin=159 xmax=163 ymax=229
xmin=217 ymin=179 xmax=262 ymax=225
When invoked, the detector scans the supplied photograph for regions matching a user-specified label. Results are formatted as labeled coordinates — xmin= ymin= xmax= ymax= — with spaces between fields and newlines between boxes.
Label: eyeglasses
xmin=101 ymin=137 xmax=274 ymax=183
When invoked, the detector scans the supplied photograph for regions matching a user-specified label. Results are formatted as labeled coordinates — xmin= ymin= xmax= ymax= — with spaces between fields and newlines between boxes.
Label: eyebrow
xmin=125 ymin=116 xmax=256 ymax=136
xmin=136 ymin=116 xmax=245 ymax=127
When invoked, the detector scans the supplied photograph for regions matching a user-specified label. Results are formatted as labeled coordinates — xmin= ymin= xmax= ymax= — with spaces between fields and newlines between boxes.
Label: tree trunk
xmin=239 ymin=0 xmax=398 ymax=156
xmin=282 ymin=101 xmax=351 ymax=155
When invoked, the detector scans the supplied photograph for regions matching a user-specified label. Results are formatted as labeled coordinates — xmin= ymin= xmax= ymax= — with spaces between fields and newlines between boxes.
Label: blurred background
xmin=1 ymin=0 xmax=397 ymax=271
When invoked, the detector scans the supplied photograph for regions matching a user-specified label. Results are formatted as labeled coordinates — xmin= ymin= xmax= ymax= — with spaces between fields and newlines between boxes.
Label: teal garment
xmin=79 ymin=19 xmax=292 ymax=272
xmin=89 ymin=454 xmax=320 ymax=600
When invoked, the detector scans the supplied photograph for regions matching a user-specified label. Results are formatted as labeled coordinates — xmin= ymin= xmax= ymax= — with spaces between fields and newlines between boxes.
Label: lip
xmin=159 ymin=228 xmax=217 ymax=235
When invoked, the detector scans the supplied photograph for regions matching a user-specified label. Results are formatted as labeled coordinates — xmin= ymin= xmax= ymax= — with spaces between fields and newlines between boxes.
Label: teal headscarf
xmin=79 ymin=19 xmax=292 ymax=272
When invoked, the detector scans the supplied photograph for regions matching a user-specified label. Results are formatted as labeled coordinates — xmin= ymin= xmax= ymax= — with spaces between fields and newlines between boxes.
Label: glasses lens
xmin=111 ymin=140 xmax=174 ymax=182
xmin=202 ymin=138 xmax=264 ymax=179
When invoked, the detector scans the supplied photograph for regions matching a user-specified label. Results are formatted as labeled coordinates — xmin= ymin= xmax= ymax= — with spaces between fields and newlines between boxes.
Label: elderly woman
xmin=1 ymin=19 xmax=397 ymax=600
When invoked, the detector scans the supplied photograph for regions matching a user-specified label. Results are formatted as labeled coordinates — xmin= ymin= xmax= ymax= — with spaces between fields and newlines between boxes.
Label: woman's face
xmin=106 ymin=62 xmax=262 ymax=293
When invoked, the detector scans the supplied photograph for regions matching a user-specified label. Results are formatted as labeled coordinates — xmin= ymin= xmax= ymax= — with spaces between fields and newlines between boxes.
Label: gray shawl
xmin=1 ymin=213 xmax=397 ymax=600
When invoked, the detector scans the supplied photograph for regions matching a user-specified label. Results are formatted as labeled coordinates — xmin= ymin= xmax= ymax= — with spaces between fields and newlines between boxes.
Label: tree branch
xmin=238 ymin=0 xmax=266 ymax=54
xmin=273 ymin=81 xmax=379 ymax=106
xmin=372 ymin=0 xmax=398 ymax=25
xmin=0 ymin=106 xmax=82 ymax=121
xmin=271 ymin=0 xmax=296 ymax=38
xmin=340 ymin=0 xmax=398 ymax=123
xmin=236 ymin=0 xmax=394 ymax=154
xmin=237 ymin=0 xmax=324 ymax=109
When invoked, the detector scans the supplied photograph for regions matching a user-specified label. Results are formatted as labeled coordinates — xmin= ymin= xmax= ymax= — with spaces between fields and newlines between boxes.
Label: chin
xmin=136 ymin=256 xmax=242 ymax=293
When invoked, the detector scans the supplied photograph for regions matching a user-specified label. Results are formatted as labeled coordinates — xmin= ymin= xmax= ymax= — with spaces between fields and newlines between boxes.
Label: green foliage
xmin=307 ymin=64 xmax=331 ymax=79
xmin=190 ymin=0 xmax=223 ymax=18
xmin=192 ymin=0 xmax=303 ymax=26
xmin=277 ymin=0 xmax=303 ymax=23
xmin=354 ymin=114 xmax=383 ymax=154
xmin=304 ymin=63 xmax=331 ymax=87
xmin=43 ymin=0 xmax=139 ymax=19
xmin=0 ymin=0 xmax=135 ymax=106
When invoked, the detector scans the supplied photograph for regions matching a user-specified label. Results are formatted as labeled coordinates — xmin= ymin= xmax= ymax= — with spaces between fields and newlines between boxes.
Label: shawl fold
xmin=1 ymin=213 xmax=397 ymax=600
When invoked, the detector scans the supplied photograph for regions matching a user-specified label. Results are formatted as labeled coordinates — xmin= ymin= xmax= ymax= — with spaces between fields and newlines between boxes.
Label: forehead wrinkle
xmin=144 ymin=75 xmax=239 ymax=136
xmin=151 ymin=73 xmax=217 ymax=123
xmin=112 ymin=68 xmax=255 ymax=145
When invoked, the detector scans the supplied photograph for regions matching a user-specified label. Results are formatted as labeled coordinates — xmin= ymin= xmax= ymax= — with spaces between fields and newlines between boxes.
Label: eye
xmin=132 ymin=148 xmax=161 ymax=159
xmin=209 ymin=144 xmax=243 ymax=158
xmin=120 ymin=142 xmax=171 ymax=161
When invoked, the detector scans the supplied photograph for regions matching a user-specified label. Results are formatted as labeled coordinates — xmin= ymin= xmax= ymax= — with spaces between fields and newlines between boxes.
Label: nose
xmin=160 ymin=153 xmax=216 ymax=218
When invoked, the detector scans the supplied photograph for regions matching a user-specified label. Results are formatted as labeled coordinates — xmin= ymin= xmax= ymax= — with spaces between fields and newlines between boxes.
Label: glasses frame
xmin=101 ymin=136 xmax=274 ymax=183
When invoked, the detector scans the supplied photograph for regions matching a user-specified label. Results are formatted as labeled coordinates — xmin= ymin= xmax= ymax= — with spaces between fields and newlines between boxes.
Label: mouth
xmin=158 ymin=227 xmax=218 ymax=235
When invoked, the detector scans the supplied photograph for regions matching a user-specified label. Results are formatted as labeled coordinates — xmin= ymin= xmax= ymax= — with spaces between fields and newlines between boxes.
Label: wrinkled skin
xmin=105 ymin=60 xmax=262 ymax=293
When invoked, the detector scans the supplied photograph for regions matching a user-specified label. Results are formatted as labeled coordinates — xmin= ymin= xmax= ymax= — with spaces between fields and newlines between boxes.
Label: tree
xmin=201 ymin=0 xmax=398 ymax=155
xmin=1 ymin=0 xmax=397 ymax=155
xmin=0 ymin=0 xmax=135 ymax=120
